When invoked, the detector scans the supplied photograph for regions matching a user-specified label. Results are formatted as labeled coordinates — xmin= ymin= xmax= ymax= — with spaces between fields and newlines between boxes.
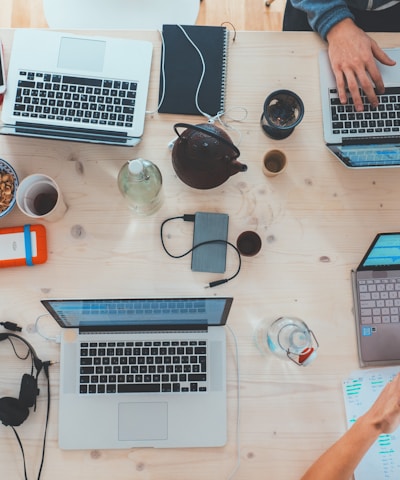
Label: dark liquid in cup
xmin=237 ymin=231 xmax=262 ymax=256
xmin=265 ymin=158 xmax=281 ymax=173
xmin=33 ymin=192 xmax=58 ymax=215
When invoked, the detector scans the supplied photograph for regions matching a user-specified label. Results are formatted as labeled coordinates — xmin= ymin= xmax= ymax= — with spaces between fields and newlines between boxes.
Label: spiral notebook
xmin=158 ymin=24 xmax=229 ymax=116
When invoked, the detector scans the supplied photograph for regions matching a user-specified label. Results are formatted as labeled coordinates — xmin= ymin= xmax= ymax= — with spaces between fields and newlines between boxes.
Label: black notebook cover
xmin=158 ymin=24 xmax=229 ymax=116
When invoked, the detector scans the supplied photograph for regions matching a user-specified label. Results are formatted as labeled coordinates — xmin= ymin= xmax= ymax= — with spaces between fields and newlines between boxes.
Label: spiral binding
xmin=219 ymin=27 xmax=229 ymax=115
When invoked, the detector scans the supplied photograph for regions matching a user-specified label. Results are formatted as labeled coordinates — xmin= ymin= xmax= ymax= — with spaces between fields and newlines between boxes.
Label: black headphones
xmin=0 ymin=330 xmax=52 ymax=480
xmin=0 ymin=333 xmax=42 ymax=427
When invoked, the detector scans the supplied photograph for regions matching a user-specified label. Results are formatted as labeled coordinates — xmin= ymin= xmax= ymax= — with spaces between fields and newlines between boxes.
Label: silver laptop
xmin=41 ymin=297 xmax=233 ymax=449
xmin=352 ymin=233 xmax=400 ymax=367
xmin=1 ymin=30 xmax=152 ymax=146
xmin=319 ymin=48 xmax=400 ymax=168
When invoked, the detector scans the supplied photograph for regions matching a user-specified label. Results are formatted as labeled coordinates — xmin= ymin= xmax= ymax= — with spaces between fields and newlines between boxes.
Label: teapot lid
xmin=173 ymin=122 xmax=241 ymax=158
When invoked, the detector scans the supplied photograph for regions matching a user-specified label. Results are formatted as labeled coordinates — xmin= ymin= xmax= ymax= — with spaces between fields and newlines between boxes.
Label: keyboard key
xmin=118 ymin=384 xmax=161 ymax=393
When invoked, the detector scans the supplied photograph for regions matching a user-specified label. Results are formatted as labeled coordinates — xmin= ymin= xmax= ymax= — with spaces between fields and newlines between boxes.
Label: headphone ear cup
xmin=0 ymin=397 xmax=29 ymax=427
xmin=19 ymin=374 xmax=38 ymax=408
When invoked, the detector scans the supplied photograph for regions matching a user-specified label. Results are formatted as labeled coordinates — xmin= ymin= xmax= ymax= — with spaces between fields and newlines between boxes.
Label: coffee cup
xmin=262 ymin=149 xmax=287 ymax=176
xmin=16 ymin=174 xmax=67 ymax=222
xmin=236 ymin=231 xmax=262 ymax=257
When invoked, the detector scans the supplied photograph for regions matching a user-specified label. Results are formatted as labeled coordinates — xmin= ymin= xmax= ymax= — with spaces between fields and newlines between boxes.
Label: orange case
xmin=0 ymin=224 xmax=47 ymax=267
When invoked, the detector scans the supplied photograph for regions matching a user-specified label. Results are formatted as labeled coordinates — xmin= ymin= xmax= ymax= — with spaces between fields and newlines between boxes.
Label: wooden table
xmin=0 ymin=28 xmax=399 ymax=480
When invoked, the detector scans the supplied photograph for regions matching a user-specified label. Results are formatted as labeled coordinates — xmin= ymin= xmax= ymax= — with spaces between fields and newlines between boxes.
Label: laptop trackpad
xmin=58 ymin=37 xmax=106 ymax=72
xmin=118 ymin=402 xmax=168 ymax=441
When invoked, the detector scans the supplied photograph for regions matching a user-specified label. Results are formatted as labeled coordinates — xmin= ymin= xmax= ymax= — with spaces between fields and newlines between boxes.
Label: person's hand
xmin=326 ymin=18 xmax=396 ymax=111
xmin=364 ymin=373 xmax=400 ymax=435
xmin=300 ymin=373 xmax=400 ymax=480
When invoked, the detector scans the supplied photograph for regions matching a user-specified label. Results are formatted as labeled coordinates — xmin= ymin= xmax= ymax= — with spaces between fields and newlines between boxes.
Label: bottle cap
xmin=128 ymin=159 xmax=144 ymax=175
xmin=298 ymin=347 xmax=317 ymax=366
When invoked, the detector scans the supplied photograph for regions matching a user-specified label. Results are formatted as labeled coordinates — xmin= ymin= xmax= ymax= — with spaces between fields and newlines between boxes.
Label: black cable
xmin=11 ymin=426 xmax=28 ymax=480
xmin=4 ymin=335 xmax=31 ymax=361
xmin=0 ymin=321 xmax=22 ymax=332
xmin=160 ymin=215 xmax=241 ymax=287
xmin=37 ymin=361 xmax=52 ymax=480
xmin=1 ymin=333 xmax=43 ymax=380
xmin=10 ymin=363 xmax=51 ymax=480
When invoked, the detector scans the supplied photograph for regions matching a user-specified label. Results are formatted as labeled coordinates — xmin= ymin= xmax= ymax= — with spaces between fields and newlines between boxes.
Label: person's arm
xmin=326 ymin=18 xmax=396 ymax=111
xmin=290 ymin=0 xmax=353 ymax=39
xmin=300 ymin=373 xmax=400 ymax=480
xmin=290 ymin=1 xmax=396 ymax=110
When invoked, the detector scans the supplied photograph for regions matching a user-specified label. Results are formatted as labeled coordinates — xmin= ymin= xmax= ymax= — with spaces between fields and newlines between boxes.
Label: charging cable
xmin=149 ymin=25 xmax=219 ymax=119
xmin=226 ymin=325 xmax=241 ymax=479
xmin=0 ymin=321 xmax=22 ymax=332
xmin=150 ymin=23 xmax=248 ymax=153
xmin=34 ymin=314 xmax=61 ymax=344
xmin=160 ymin=215 xmax=241 ymax=288
xmin=174 ymin=25 xmax=214 ymax=120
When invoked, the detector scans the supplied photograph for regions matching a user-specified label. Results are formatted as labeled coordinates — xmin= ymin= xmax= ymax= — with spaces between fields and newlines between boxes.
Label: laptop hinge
xmin=1 ymin=122 xmax=140 ymax=146
xmin=341 ymin=135 xmax=400 ymax=146
xmin=78 ymin=324 xmax=209 ymax=334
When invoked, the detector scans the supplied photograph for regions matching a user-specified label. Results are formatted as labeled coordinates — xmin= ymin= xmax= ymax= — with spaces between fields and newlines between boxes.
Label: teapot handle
xmin=173 ymin=123 xmax=241 ymax=157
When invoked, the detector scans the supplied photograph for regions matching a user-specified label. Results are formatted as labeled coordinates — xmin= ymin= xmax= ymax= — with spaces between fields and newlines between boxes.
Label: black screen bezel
xmin=357 ymin=232 xmax=400 ymax=271
xmin=40 ymin=297 xmax=234 ymax=331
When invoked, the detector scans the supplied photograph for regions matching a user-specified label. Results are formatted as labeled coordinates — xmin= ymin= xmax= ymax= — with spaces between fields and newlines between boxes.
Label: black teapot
xmin=171 ymin=123 xmax=247 ymax=189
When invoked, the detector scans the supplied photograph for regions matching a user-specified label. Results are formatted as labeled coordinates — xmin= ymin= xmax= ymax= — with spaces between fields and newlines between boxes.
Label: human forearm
xmin=300 ymin=415 xmax=381 ymax=480
xmin=301 ymin=374 xmax=400 ymax=480
xmin=289 ymin=0 xmax=353 ymax=39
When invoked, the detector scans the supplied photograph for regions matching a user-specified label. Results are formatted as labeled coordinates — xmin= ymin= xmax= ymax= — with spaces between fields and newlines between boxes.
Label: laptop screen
xmin=329 ymin=144 xmax=400 ymax=168
xmin=358 ymin=233 xmax=400 ymax=270
xmin=41 ymin=297 xmax=233 ymax=329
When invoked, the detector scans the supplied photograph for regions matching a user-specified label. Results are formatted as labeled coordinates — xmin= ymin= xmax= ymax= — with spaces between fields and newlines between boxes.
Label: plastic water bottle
xmin=117 ymin=158 xmax=163 ymax=216
xmin=255 ymin=316 xmax=318 ymax=366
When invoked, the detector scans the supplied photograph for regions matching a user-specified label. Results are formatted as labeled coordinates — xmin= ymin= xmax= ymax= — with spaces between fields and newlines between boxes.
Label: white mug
xmin=16 ymin=174 xmax=67 ymax=222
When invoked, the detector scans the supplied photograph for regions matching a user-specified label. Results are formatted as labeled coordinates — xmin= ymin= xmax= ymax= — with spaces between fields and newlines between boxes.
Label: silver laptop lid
xmin=1 ymin=30 xmax=152 ymax=146
xmin=41 ymin=297 xmax=233 ymax=331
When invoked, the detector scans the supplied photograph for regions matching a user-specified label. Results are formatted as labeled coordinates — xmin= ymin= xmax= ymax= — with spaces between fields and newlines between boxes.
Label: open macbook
xmin=1 ymin=29 xmax=153 ymax=146
xmin=41 ymin=297 xmax=233 ymax=449
xmin=319 ymin=48 xmax=400 ymax=168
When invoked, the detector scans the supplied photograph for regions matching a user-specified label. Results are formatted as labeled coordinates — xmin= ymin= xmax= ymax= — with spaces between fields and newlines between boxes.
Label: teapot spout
xmin=230 ymin=160 xmax=248 ymax=176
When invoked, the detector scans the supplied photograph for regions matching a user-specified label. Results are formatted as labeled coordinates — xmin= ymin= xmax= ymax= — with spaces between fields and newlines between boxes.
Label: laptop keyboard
xmin=329 ymin=87 xmax=400 ymax=136
xmin=13 ymin=70 xmax=136 ymax=128
xmin=79 ymin=339 xmax=208 ymax=394
xmin=359 ymin=278 xmax=400 ymax=324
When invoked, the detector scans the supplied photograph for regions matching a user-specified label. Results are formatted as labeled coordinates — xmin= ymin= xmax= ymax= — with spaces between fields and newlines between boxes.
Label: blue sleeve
xmin=289 ymin=0 xmax=355 ymax=40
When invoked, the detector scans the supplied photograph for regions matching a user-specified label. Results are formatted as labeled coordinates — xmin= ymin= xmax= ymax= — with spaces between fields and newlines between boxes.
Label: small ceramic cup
xmin=236 ymin=231 xmax=262 ymax=257
xmin=262 ymin=149 xmax=287 ymax=177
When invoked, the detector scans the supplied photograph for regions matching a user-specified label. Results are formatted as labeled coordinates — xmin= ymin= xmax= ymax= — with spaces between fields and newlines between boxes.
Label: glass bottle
xmin=255 ymin=316 xmax=318 ymax=366
xmin=117 ymin=158 xmax=163 ymax=216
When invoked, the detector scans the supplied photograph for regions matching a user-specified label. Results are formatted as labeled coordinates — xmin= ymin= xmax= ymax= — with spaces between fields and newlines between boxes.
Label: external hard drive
xmin=0 ymin=224 xmax=47 ymax=267
xmin=191 ymin=212 xmax=229 ymax=273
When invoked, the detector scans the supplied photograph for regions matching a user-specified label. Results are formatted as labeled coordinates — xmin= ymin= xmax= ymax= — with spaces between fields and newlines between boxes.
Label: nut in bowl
xmin=0 ymin=159 xmax=19 ymax=218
